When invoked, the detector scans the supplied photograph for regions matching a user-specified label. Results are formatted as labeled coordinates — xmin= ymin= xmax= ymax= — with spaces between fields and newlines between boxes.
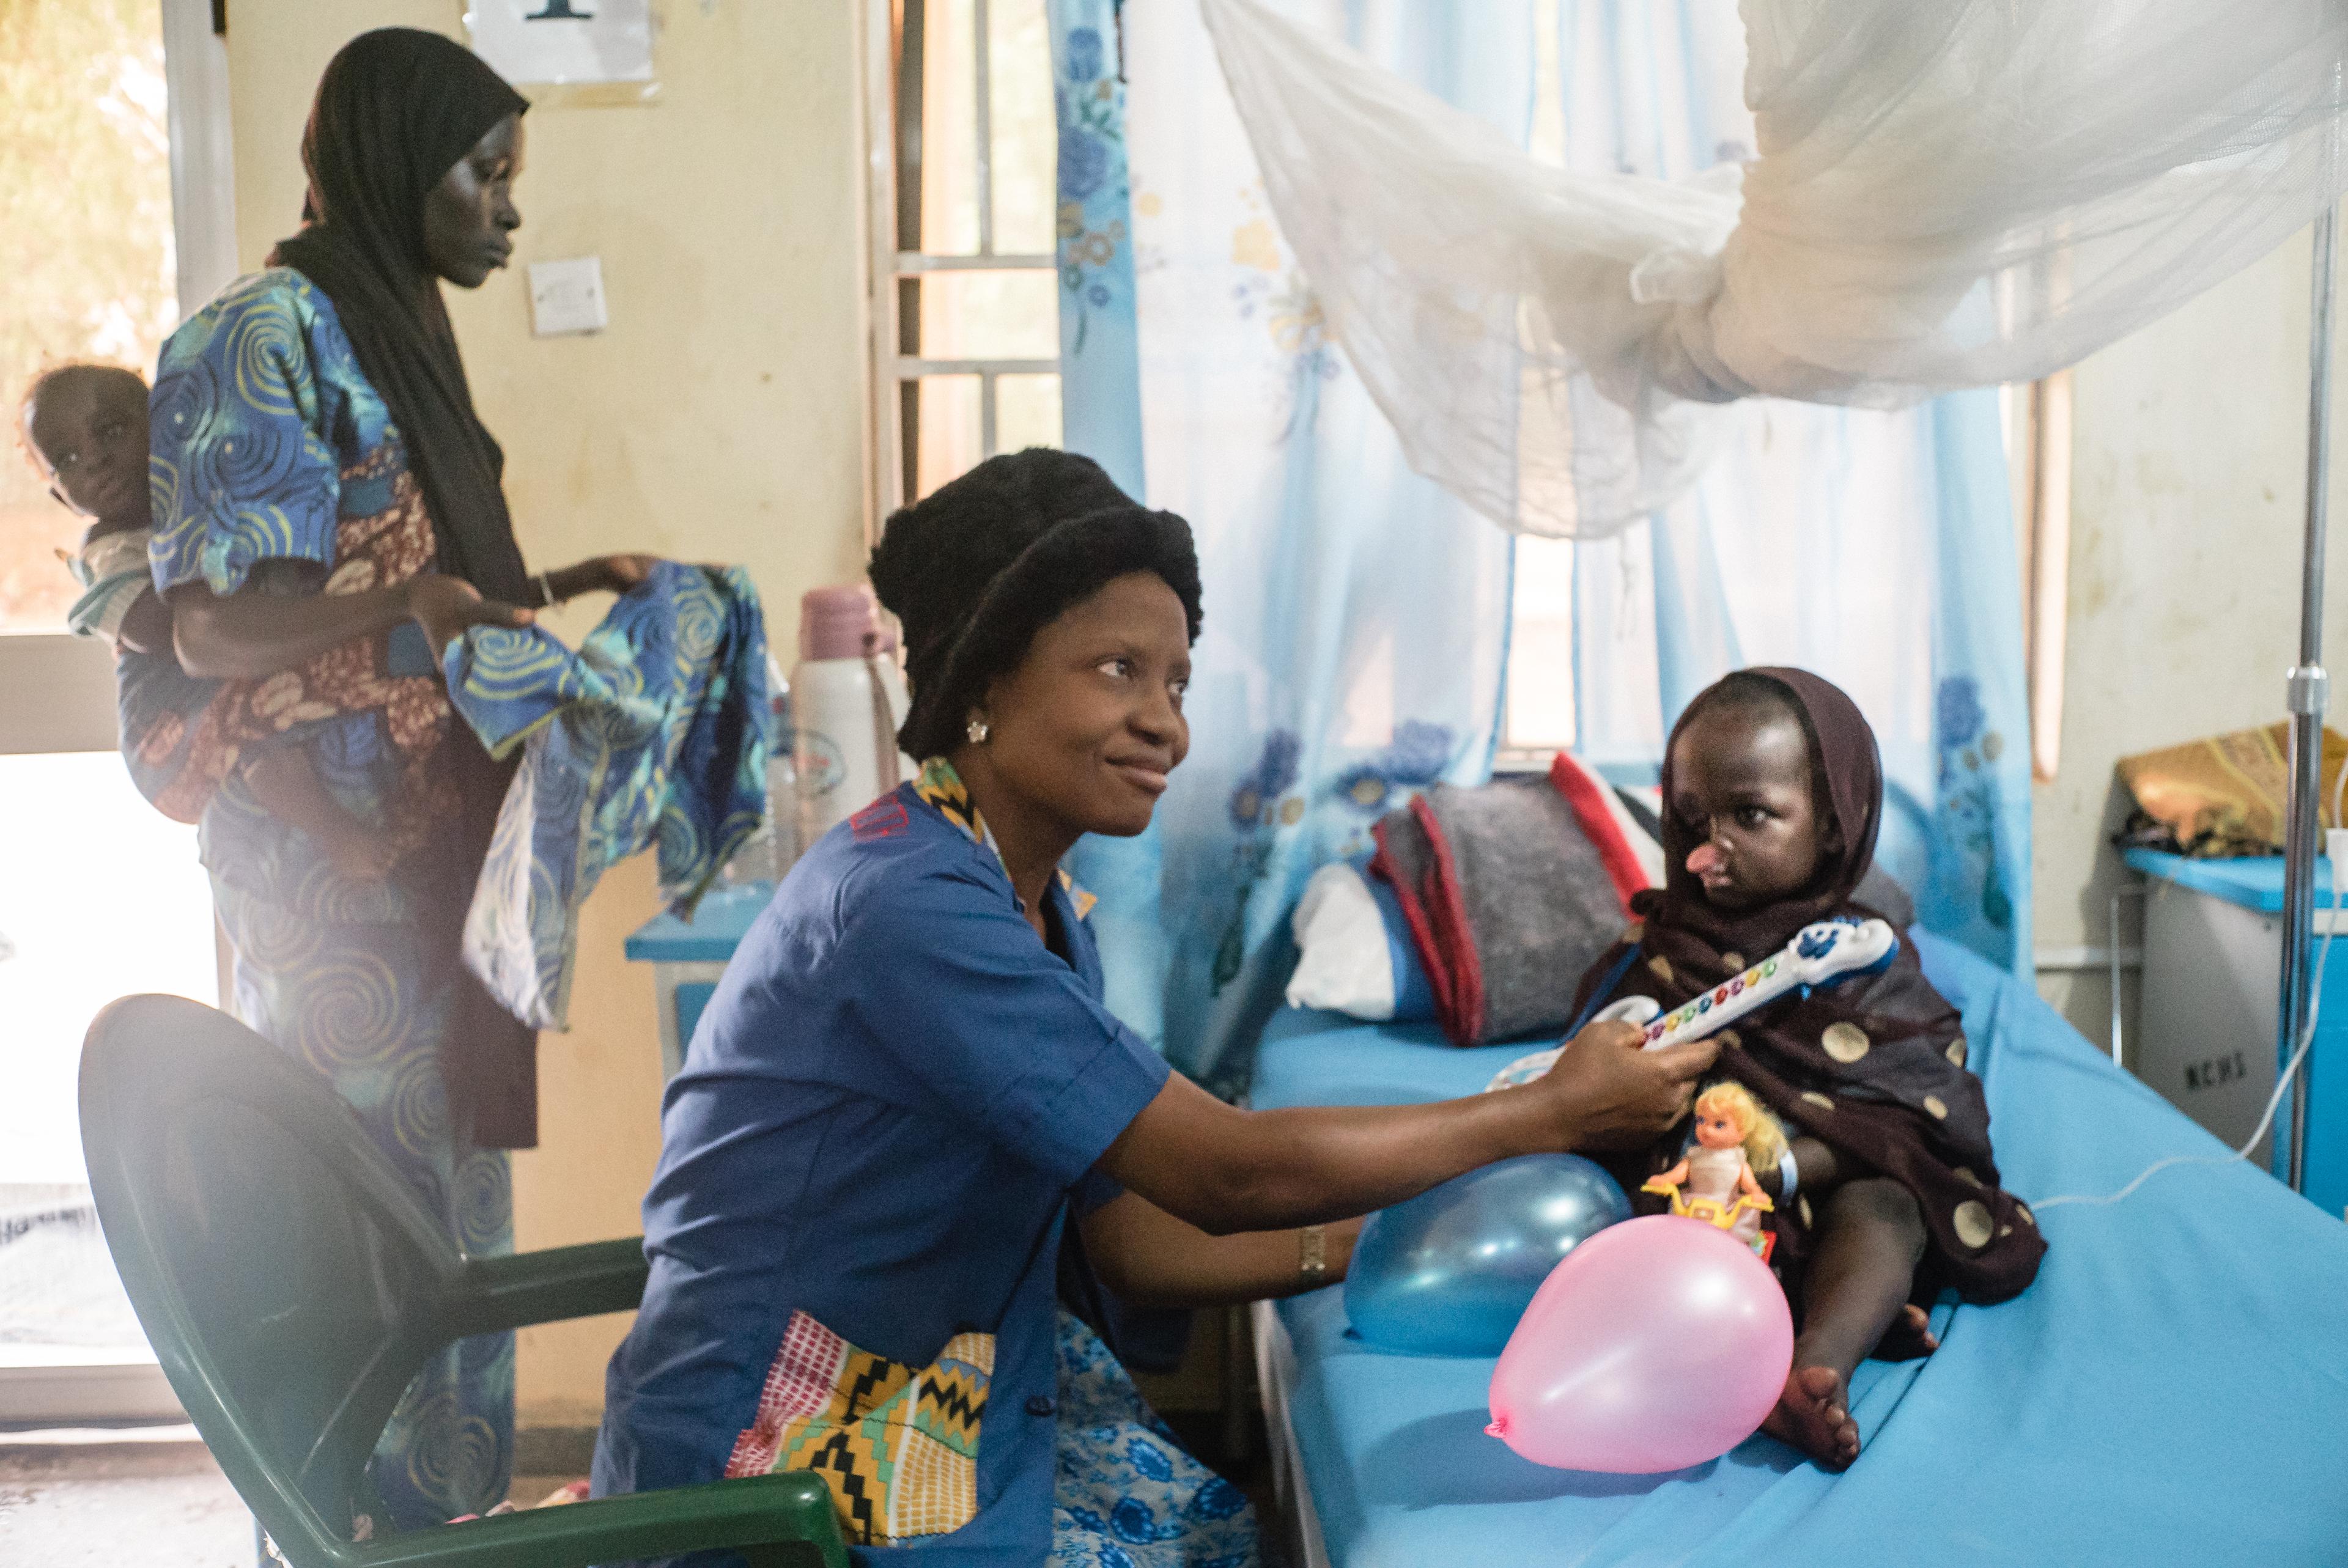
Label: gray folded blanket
xmin=1369 ymin=758 xmax=1650 ymax=1046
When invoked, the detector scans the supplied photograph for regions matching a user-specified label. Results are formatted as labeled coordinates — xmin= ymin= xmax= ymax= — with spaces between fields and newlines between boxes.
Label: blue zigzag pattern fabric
xmin=447 ymin=561 xmax=770 ymax=1028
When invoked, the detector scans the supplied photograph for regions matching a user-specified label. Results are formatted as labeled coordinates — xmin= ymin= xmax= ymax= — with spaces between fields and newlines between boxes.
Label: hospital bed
xmin=1244 ymin=930 xmax=2348 ymax=1567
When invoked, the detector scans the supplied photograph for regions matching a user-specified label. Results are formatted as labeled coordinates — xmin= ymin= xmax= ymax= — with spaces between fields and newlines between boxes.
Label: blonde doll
xmin=1644 ymin=1081 xmax=1782 ymax=1259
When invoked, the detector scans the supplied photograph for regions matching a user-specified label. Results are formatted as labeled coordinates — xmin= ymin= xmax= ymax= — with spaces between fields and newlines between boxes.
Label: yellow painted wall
xmin=221 ymin=1 xmax=871 ymax=1430
xmin=2036 ymin=223 xmax=2348 ymax=1046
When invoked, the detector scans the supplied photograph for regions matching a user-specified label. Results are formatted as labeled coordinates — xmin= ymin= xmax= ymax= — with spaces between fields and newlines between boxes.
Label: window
xmin=0 ymin=0 xmax=179 ymax=638
xmin=1502 ymin=536 xmax=1580 ymax=760
xmin=1496 ymin=2 xmax=1581 ymax=765
xmin=0 ymin=0 xmax=232 ymax=1417
xmin=864 ymin=0 xmax=1063 ymax=527
xmin=1499 ymin=0 xmax=2066 ymax=776
xmin=0 ymin=753 xmax=218 ymax=1355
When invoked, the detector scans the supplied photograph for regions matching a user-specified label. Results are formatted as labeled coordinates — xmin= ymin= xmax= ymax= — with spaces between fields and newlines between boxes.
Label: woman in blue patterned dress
xmin=150 ymin=29 xmax=663 ymax=1527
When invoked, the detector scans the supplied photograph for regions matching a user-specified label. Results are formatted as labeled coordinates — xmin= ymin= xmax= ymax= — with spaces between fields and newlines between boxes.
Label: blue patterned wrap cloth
xmin=446 ymin=561 xmax=770 ymax=1029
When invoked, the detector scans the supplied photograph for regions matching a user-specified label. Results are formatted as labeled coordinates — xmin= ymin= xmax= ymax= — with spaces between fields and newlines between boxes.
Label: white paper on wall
xmin=467 ymin=0 xmax=654 ymax=86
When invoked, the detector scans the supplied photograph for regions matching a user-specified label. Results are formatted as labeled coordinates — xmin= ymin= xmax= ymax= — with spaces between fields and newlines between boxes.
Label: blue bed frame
xmin=1246 ymin=930 xmax=2348 ymax=1567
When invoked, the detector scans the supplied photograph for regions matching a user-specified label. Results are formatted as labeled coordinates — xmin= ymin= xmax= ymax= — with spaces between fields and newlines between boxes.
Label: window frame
xmin=860 ymin=0 xmax=1061 ymax=540
xmin=2010 ymin=371 xmax=2072 ymax=784
xmin=0 ymin=636 xmax=122 ymax=757
xmin=0 ymin=0 xmax=237 ymax=762
xmin=0 ymin=0 xmax=234 ymax=1424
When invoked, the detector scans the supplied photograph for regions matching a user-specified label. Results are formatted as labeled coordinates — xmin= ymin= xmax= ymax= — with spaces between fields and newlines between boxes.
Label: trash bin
xmin=2125 ymin=848 xmax=2348 ymax=1218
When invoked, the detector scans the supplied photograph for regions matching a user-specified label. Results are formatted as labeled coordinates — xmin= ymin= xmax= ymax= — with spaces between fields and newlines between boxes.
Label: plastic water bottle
xmin=792 ymin=586 xmax=914 ymax=849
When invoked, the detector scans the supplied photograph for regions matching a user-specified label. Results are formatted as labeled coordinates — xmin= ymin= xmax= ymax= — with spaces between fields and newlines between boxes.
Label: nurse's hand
xmin=1529 ymin=1020 xmax=1718 ymax=1151
xmin=1104 ymin=1023 xmax=1721 ymax=1237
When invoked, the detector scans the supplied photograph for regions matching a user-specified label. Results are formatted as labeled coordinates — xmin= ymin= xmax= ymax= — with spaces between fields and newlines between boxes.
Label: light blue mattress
xmin=1247 ymin=932 xmax=2348 ymax=1567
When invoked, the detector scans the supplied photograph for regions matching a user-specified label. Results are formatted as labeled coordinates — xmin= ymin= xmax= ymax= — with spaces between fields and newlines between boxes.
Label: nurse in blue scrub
xmin=591 ymin=449 xmax=1719 ymax=1567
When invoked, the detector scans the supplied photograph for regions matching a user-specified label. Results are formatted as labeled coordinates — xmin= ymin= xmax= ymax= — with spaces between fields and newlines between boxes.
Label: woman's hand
xmin=168 ymin=561 xmax=434 ymax=682
xmin=116 ymin=588 xmax=174 ymax=658
xmin=1102 ymin=1023 xmax=1719 ymax=1237
xmin=407 ymin=573 xmax=533 ymax=653
xmin=542 ymin=553 xmax=663 ymax=603
xmin=1529 ymin=1020 xmax=1716 ymax=1152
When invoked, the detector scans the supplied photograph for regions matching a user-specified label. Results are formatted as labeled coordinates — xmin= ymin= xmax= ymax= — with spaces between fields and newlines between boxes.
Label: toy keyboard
xmin=1485 ymin=916 xmax=1899 ymax=1091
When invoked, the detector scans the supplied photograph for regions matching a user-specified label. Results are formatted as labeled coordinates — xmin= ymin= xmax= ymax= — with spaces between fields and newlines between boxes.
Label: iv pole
xmin=2278 ymin=182 xmax=2338 ymax=1194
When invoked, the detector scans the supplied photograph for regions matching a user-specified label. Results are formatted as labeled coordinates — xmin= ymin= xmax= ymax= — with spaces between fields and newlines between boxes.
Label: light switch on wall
xmin=528 ymin=257 xmax=608 ymax=337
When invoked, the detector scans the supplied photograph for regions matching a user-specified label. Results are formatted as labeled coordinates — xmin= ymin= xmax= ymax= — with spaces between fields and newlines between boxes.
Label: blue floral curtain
xmin=1050 ymin=0 xmax=1168 ymax=1050
xmin=1055 ymin=0 xmax=1530 ymax=1092
xmin=1546 ymin=0 xmax=2034 ymax=978
xmin=1049 ymin=1 xmax=1145 ymax=498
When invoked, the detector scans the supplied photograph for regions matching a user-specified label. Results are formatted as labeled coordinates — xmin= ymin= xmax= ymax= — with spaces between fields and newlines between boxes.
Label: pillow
xmin=1370 ymin=753 xmax=1662 ymax=1047
xmin=1285 ymin=858 xmax=1438 ymax=1020
xmin=1604 ymin=779 xmax=1669 ymax=886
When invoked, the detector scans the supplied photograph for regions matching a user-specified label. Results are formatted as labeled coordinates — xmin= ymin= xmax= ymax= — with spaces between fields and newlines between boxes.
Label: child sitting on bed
xmin=1569 ymin=667 xmax=2044 ymax=1468
xmin=21 ymin=363 xmax=394 ymax=876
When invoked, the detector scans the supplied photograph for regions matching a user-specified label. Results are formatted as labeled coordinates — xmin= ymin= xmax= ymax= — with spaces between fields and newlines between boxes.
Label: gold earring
xmin=966 ymin=716 xmax=990 ymax=744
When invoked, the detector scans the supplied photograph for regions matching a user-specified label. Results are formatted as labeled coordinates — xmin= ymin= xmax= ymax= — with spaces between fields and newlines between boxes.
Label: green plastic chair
xmin=80 ymin=993 xmax=848 ymax=1568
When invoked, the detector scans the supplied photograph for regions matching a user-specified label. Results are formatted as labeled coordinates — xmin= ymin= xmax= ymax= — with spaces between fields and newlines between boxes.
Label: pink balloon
xmin=1486 ymin=1214 xmax=1793 ymax=1473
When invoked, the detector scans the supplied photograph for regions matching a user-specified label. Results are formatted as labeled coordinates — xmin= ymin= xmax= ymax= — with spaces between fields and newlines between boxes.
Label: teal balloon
xmin=1344 ymin=1154 xmax=1631 ymax=1356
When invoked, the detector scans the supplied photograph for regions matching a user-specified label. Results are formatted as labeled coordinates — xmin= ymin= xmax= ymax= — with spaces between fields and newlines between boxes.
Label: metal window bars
xmin=863 ymin=0 xmax=1061 ymax=531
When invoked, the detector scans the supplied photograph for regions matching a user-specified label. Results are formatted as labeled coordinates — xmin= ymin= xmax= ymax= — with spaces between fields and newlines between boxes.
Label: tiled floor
xmin=0 ymin=1427 xmax=585 ymax=1563
xmin=0 ymin=1416 xmax=1279 ymax=1563
xmin=0 ymin=1429 xmax=249 ymax=1566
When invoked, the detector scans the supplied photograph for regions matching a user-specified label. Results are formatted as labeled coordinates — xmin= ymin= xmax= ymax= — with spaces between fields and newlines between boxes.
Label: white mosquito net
xmin=1201 ymin=0 xmax=2348 ymax=536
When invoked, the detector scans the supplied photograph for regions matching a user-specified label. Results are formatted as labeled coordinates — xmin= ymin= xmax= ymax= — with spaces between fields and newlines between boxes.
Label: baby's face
xmin=1667 ymin=702 xmax=1829 ymax=911
xmin=25 ymin=370 xmax=148 ymax=523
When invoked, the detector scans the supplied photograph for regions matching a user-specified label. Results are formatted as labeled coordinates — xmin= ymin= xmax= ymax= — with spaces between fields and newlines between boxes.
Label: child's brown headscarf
xmin=1576 ymin=668 xmax=2046 ymax=1305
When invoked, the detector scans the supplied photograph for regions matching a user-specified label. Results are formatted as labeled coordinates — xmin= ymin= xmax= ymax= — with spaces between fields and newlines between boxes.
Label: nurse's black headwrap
xmin=870 ymin=448 xmax=1203 ymax=760
xmin=269 ymin=28 xmax=532 ymax=604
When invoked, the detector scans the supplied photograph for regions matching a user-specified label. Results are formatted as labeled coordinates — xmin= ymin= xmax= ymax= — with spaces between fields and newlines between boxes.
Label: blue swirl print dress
xmin=150 ymin=270 xmax=515 ymax=1527
xmin=443 ymin=562 xmax=773 ymax=1032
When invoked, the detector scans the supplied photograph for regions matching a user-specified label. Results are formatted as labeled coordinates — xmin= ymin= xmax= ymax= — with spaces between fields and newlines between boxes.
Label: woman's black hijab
xmin=270 ymin=28 xmax=531 ymax=603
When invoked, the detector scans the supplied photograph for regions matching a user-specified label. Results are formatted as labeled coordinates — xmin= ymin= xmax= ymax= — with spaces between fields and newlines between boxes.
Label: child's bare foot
xmin=1871 ymin=1303 xmax=1939 ymax=1362
xmin=1761 ymin=1364 xmax=1859 ymax=1469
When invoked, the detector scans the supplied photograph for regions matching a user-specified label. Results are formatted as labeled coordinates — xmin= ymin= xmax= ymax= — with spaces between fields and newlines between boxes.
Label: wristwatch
xmin=1299 ymin=1224 xmax=1329 ymax=1285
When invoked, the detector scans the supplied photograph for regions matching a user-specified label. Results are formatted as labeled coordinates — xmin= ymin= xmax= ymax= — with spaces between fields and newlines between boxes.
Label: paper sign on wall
xmin=467 ymin=0 xmax=654 ymax=86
